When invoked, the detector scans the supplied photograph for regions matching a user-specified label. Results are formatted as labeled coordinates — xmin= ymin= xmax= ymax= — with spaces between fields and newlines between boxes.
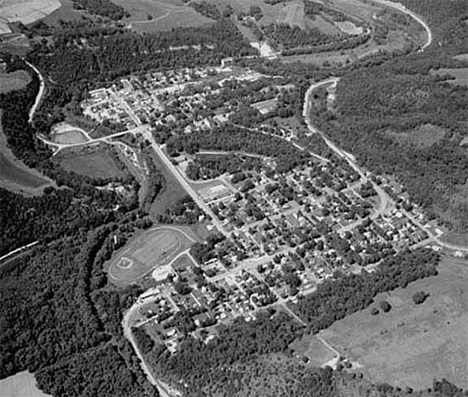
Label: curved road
xmin=372 ymin=0 xmax=432 ymax=51
xmin=304 ymin=77 xmax=468 ymax=253
xmin=25 ymin=60 xmax=45 ymax=123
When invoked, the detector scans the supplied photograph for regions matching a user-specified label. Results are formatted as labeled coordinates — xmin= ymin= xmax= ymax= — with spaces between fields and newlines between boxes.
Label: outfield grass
xmin=56 ymin=145 xmax=127 ymax=180
xmin=0 ymin=70 xmax=31 ymax=94
xmin=108 ymin=226 xmax=194 ymax=286
xmin=320 ymin=254 xmax=468 ymax=389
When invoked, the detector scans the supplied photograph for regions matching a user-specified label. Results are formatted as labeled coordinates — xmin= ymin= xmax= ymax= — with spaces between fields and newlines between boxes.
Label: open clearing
xmin=440 ymin=233 xmax=468 ymax=248
xmin=0 ymin=112 xmax=53 ymax=195
xmin=50 ymin=122 xmax=89 ymax=144
xmin=431 ymin=68 xmax=468 ymax=87
xmin=0 ymin=371 xmax=50 ymax=397
xmin=0 ymin=70 xmax=31 ymax=94
xmin=56 ymin=145 xmax=127 ymax=180
xmin=290 ymin=333 xmax=336 ymax=367
xmin=320 ymin=254 xmax=468 ymax=390
xmin=111 ymin=0 xmax=214 ymax=32
xmin=0 ymin=0 xmax=60 ymax=25
xmin=108 ymin=226 xmax=194 ymax=286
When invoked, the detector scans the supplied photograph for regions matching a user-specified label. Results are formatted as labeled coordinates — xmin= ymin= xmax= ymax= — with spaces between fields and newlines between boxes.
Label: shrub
xmin=379 ymin=300 xmax=392 ymax=313
xmin=412 ymin=290 xmax=430 ymax=305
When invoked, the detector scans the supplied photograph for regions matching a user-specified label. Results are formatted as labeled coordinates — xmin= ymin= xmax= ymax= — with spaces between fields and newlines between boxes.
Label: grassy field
xmin=385 ymin=123 xmax=446 ymax=149
xmin=320 ymin=254 xmax=468 ymax=390
xmin=290 ymin=333 xmax=337 ymax=367
xmin=110 ymin=0 xmax=214 ymax=32
xmin=440 ymin=233 xmax=468 ymax=248
xmin=51 ymin=123 xmax=89 ymax=144
xmin=0 ymin=70 xmax=31 ymax=94
xmin=56 ymin=145 xmax=127 ymax=180
xmin=108 ymin=226 xmax=194 ymax=286
xmin=0 ymin=371 xmax=50 ymax=397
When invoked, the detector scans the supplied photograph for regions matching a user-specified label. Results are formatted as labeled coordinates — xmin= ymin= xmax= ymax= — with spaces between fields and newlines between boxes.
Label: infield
xmin=108 ymin=226 xmax=195 ymax=286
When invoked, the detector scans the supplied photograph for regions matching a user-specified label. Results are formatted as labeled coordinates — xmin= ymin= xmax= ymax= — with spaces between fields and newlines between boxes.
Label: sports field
xmin=108 ymin=227 xmax=194 ymax=286
xmin=320 ymin=254 xmax=468 ymax=390
xmin=51 ymin=123 xmax=89 ymax=144
xmin=0 ymin=70 xmax=31 ymax=94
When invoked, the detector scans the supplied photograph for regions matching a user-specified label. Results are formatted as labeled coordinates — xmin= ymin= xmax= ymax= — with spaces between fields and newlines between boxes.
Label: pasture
xmin=111 ymin=0 xmax=214 ymax=32
xmin=108 ymin=226 xmax=194 ymax=286
xmin=0 ymin=70 xmax=31 ymax=94
xmin=320 ymin=254 xmax=468 ymax=390
xmin=56 ymin=145 xmax=127 ymax=180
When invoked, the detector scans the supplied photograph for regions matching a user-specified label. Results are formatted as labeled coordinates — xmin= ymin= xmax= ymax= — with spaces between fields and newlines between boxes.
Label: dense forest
xmin=0 ymin=225 xmax=158 ymax=396
xmin=0 ymin=58 xmax=139 ymax=256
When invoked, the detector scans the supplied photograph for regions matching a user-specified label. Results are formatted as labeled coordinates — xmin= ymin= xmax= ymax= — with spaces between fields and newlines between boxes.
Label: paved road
xmin=144 ymin=131 xmax=231 ymax=239
xmin=25 ymin=60 xmax=44 ymax=123
xmin=38 ymin=127 xmax=142 ymax=154
xmin=372 ymin=0 xmax=432 ymax=51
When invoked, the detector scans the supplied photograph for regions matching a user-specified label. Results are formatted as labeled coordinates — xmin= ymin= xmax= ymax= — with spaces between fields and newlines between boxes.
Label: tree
xmin=379 ymin=300 xmax=392 ymax=313
xmin=412 ymin=290 xmax=430 ymax=305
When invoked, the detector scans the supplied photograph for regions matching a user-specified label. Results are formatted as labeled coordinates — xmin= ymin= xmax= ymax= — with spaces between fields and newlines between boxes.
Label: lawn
xmin=319 ymin=254 xmax=468 ymax=390
xmin=107 ymin=226 xmax=195 ymax=286
xmin=56 ymin=145 xmax=127 ymax=180
xmin=0 ymin=70 xmax=31 ymax=94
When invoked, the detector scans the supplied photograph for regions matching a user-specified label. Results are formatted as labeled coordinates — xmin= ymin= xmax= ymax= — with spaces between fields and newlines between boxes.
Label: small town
xmin=77 ymin=64 xmax=446 ymax=355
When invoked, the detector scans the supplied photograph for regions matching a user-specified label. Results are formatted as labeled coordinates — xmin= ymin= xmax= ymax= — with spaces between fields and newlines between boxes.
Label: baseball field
xmin=108 ymin=227 xmax=195 ymax=286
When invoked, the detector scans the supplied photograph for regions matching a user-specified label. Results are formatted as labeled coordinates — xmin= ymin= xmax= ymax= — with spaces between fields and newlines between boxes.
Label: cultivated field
xmin=56 ymin=145 xmax=127 ymax=180
xmin=320 ymin=254 xmax=468 ymax=390
xmin=0 ymin=0 xmax=60 ymax=25
xmin=0 ymin=70 xmax=31 ymax=94
xmin=108 ymin=226 xmax=194 ymax=286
